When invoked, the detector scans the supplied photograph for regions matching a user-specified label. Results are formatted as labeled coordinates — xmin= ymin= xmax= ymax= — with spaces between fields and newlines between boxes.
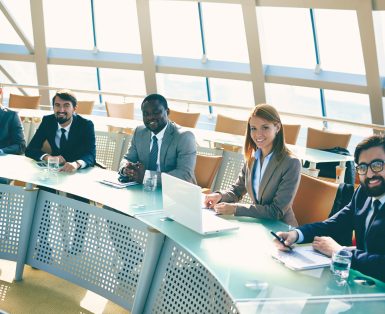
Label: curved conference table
xmin=0 ymin=154 xmax=384 ymax=314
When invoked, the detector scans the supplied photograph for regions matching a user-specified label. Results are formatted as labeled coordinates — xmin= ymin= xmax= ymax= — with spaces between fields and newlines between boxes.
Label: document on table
xmin=98 ymin=178 xmax=139 ymax=189
xmin=272 ymin=245 xmax=331 ymax=270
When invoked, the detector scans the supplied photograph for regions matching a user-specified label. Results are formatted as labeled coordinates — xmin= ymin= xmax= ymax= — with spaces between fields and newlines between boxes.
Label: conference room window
xmin=47 ymin=65 xmax=99 ymax=103
xmin=373 ymin=11 xmax=385 ymax=76
xmin=201 ymin=3 xmax=249 ymax=63
xmin=156 ymin=73 xmax=208 ymax=103
xmin=93 ymin=0 xmax=141 ymax=54
xmin=98 ymin=68 xmax=146 ymax=104
xmin=256 ymin=7 xmax=316 ymax=69
xmin=209 ymin=78 xmax=254 ymax=117
xmin=0 ymin=0 xmax=33 ymax=45
xmin=0 ymin=61 xmax=38 ymax=98
xmin=150 ymin=1 xmax=202 ymax=59
xmin=43 ymin=0 xmax=94 ymax=50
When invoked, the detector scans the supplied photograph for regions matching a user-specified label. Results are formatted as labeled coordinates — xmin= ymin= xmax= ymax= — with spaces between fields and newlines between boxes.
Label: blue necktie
xmin=368 ymin=199 xmax=381 ymax=230
xmin=60 ymin=128 xmax=67 ymax=153
xmin=148 ymin=136 xmax=158 ymax=171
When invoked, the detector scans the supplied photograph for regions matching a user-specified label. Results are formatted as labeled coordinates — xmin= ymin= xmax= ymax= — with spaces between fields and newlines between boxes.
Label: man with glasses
xmin=274 ymin=134 xmax=385 ymax=282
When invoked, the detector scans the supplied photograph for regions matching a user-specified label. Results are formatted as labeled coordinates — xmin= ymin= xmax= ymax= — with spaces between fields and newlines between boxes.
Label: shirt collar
xmin=254 ymin=149 xmax=273 ymax=161
xmin=151 ymin=122 xmax=168 ymax=141
xmin=57 ymin=120 xmax=72 ymax=132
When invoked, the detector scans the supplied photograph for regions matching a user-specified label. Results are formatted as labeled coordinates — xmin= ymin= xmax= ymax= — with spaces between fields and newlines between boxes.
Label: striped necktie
xmin=148 ymin=135 xmax=158 ymax=171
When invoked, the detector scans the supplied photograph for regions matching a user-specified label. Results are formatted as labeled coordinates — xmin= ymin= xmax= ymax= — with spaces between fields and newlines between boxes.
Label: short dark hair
xmin=141 ymin=94 xmax=168 ymax=110
xmin=52 ymin=89 xmax=77 ymax=108
xmin=354 ymin=134 xmax=385 ymax=163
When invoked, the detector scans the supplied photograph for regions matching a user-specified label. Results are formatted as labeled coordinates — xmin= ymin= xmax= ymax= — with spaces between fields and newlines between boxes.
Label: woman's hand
xmin=204 ymin=193 xmax=222 ymax=209
xmin=213 ymin=202 xmax=236 ymax=215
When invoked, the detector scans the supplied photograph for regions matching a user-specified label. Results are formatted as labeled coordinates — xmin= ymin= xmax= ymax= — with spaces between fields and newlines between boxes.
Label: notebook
xmin=161 ymin=173 xmax=239 ymax=235
xmin=272 ymin=245 xmax=331 ymax=270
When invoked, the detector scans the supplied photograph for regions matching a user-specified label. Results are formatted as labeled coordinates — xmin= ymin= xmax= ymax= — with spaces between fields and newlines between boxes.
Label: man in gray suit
xmin=119 ymin=93 xmax=197 ymax=184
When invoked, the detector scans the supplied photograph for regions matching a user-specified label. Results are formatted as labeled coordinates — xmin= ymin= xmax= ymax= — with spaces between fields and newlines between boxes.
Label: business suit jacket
xmin=25 ymin=114 xmax=96 ymax=167
xmin=220 ymin=153 xmax=301 ymax=226
xmin=299 ymin=186 xmax=385 ymax=282
xmin=0 ymin=107 xmax=26 ymax=154
xmin=121 ymin=122 xmax=197 ymax=184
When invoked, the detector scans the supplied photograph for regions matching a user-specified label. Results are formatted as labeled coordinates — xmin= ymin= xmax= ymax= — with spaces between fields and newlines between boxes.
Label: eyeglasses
xmin=355 ymin=159 xmax=385 ymax=175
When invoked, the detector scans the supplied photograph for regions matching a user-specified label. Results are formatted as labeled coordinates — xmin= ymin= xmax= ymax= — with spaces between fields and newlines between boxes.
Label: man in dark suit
xmin=26 ymin=89 xmax=96 ymax=170
xmin=26 ymin=89 xmax=96 ymax=256
xmin=275 ymin=134 xmax=385 ymax=282
xmin=118 ymin=93 xmax=196 ymax=184
xmin=0 ymin=105 xmax=26 ymax=155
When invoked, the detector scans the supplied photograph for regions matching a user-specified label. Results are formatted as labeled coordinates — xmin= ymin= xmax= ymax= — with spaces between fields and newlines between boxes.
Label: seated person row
xmin=275 ymin=134 xmax=385 ymax=282
xmin=0 ymin=104 xmax=26 ymax=184
xmin=204 ymin=104 xmax=301 ymax=226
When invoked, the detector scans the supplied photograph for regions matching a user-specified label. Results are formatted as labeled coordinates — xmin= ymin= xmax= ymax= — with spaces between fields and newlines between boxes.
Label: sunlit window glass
xmin=150 ymin=1 xmax=201 ymax=58
xmin=315 ymin=9 xmax=365 ymax=74
xmin=256 ymin=7 xmax=315 ymax=69
xmin=202 ymin=3 xmax=249 ymax=63
xmin=94 ymin=0 xmax=141 ymax=53
xmin=373 ymin=11 xmax=385 ymax=76
xmin=43 ymin=0 xmax=93 ymax=49
xmin=156 ymin=73 xmax=207 ymax=102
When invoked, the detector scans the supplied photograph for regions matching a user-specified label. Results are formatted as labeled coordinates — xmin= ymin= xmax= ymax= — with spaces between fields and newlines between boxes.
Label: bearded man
xmin=26 ymin=89 xmax=96 ymax=172
xmin=274 ymin=134 xmax=385 ymax=282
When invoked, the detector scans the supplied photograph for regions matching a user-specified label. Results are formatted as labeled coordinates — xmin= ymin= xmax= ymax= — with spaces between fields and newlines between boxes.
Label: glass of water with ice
xmin=47 ymin=156 xmax=60 ymax=173
xmin=331 ymin=249 xmax=352 ymax=285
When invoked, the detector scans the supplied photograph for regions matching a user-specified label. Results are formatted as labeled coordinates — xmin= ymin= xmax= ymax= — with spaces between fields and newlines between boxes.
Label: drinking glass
xmin=143 ymin=170 xmax=157 ymax=192
xmin=47 ymin=156 xmax=60 ymax=173
xmin=331 ymin=249 xmax=352 ymax=285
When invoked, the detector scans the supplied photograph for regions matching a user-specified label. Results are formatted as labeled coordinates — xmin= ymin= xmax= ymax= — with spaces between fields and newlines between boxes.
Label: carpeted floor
xmin=0 ymin=261 xmax=129 ymax=314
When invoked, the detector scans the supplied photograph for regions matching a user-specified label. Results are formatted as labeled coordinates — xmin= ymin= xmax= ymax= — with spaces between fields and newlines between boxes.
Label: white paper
xmin=272 ymin=245 xmax=331 ymax=270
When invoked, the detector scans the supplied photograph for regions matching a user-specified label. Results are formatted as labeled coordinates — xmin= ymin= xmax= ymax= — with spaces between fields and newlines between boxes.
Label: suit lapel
xmin=159 ymin=123 xmax=174 ymax=171
xmin=141 ymin=128 xmax=152 ymax=168
xmin=246 ymin=159 xmax=257 ymax=204
xmin=258 ymin=155 xmax=279 ymax=201
xmin=48 ymin=116 xmax=60 ymax=153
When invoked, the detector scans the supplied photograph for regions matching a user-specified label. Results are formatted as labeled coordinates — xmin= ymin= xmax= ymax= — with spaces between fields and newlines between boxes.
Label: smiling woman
xmin=204 ymin=104 xmax=302 ymax=226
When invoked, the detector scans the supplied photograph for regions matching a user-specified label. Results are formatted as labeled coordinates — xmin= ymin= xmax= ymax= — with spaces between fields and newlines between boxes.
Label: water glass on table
xmin=47 ymin=156 xmax=60 ymax=173
xmin=331 ymin=249 xmax=352 ymax=285
xmin=143 ymin=170 xmax=157 ymax=192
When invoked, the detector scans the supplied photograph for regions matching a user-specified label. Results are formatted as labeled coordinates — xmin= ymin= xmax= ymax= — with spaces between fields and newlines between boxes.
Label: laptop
xmin=161 ymin=173 xmax=239 ymax=235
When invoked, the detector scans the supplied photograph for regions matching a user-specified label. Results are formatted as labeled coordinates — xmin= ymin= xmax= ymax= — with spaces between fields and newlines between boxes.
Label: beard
xmin=55 ymin=114 xmax=71 ymax=125
xmin=361 ymin=176 xmax=385 ymax=197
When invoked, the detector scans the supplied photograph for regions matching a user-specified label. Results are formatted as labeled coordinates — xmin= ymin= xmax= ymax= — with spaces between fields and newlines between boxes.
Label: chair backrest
xmin=283 ymin=124 xmax=301 ymax=145
xmin=306 ymin=127 xmax=351 ymax=149
xmin=76 ymin=100 xmax=95 ymax=115
xmin=214 ymin=114 xmax=247 ymax=136
xmin=105 ymin=102 xmax=134 ymax=119
xmin=8 ymin=94 xmax=40 ymax=109
xmin=169 ymin=109 xmax=200 ymax=128
xmin=293 ymin=173 xmax=339 ymax=225
xmin=195 ymin=154 xmax=223 ymax=190
xmin=95 ymin=131 xmax=127 ymax=171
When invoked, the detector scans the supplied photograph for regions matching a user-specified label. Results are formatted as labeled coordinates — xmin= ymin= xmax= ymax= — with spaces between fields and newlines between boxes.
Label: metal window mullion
xmin=90 ymin=0 xmax=102 ymax=105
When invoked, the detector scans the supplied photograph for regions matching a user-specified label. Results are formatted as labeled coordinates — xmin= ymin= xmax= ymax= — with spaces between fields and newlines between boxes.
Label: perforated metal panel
xmin=144 ymin=239 xmax=239 ymax=314
xmin=213 ymin=151 xmax=252 ymax=204
xmin=27 ymin=191 xmax=164 ymax=312
xmin=197 ymin=146 xmax=224 ymax=157
xmin=0 ymin=185 xmax=38 ymax=280
xmin=95 ymin=131 xmax=126 ymax=171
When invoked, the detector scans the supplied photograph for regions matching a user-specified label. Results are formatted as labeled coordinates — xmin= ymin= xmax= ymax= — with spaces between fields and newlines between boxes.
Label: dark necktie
xmin=148 ymin=136 xmax=158 ymax=171
xmin=60 ymin=128 xmax=67 ymax=153
xmin=368 ymin=199 xmax=381 ymax=230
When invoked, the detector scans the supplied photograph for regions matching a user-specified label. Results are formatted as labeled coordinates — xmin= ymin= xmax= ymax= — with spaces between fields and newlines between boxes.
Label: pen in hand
xmin=270 ymin=231 xmax=293 ymax=251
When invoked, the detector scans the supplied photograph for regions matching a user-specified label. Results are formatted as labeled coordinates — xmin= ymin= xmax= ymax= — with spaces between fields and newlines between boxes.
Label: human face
xmin=53 ymin=96 xmax=76 ymax=126
xmin=142 ymin=100 xmax=169 ymax=134
xmin=249 ymin=116 xmax=280 ymax=156
xmin=358 ymin=146 xmax=385 ymax=197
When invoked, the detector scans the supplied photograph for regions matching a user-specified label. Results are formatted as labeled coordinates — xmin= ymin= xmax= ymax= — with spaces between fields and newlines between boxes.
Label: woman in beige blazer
xmin=204 ymin=104 xmax=301 ymax=227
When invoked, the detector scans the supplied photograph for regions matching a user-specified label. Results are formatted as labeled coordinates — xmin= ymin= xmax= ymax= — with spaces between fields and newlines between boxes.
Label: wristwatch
xmin=75 ymin=161 xmax=81 ymax=169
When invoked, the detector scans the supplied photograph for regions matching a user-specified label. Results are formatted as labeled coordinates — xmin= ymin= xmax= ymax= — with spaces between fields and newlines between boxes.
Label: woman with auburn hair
xmin=204 ymin=104 xmax=301 ymax=226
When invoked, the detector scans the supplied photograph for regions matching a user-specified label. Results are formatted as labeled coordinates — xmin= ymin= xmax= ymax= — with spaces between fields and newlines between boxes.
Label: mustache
xmin=364 ymin=176 xmax=384 ymax=185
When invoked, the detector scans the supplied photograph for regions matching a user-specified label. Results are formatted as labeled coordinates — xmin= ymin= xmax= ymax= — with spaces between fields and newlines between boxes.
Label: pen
xmin=270 ymin=231 xmax=293 ymax=251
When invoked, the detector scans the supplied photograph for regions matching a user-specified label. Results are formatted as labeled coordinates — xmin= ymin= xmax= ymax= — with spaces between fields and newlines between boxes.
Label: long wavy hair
xmin=244 ymin=104 xmax=289 ymax=167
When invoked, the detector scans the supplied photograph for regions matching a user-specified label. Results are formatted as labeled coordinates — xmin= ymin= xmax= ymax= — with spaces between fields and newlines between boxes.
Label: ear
xmin=166 ymin=108 xmax=170 ymax=116
xmin=276 ymin=123 xmax=281 ymax=134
